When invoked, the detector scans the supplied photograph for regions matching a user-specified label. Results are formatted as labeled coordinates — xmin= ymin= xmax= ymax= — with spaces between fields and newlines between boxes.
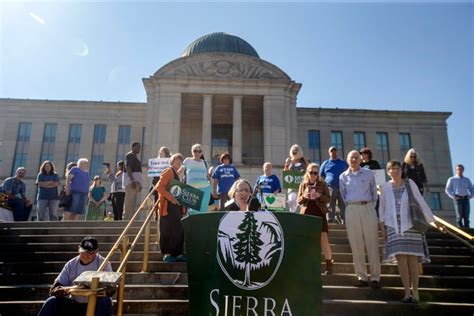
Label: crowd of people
xmin=5 ymin=141 xmax=470 ymax=314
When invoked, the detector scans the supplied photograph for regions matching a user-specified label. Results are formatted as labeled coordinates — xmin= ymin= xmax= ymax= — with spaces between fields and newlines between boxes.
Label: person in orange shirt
xmin=156 ymin=153 xmax=186 ymax=263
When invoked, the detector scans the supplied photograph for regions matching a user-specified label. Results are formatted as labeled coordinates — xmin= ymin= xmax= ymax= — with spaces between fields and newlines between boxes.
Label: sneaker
xmin=355 ymin=279 xmax=369 ymax=287
xmin=370 ymin=280 xmax=381 ymax=289
xmin=163 ymin=255 xmax=177 ymax=263
xmin=176 ymin=255 xmax=187 ymax=262
xmin=335 ymin=214 xmax=344 ymax=225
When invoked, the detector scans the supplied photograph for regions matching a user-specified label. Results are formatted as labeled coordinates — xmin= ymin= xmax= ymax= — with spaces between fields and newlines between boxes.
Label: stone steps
xmin=0 ymin=221 xmax=473 ymax=315
xmin=1 ymin=299 xmax=473 ymax=316
xmin=3 ymin=251 xmax=472 ymax=265
xmin=3 ymin=272 xmax=474 ymax=289
xmin=2 ymin=260 xmax=473 ymax=276
xmin=1 ymin=284 xmax=473 ymax=303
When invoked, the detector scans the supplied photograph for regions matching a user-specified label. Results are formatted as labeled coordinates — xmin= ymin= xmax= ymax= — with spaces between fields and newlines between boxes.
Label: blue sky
xmin=1 ymin=2 xmax=472 ymax=199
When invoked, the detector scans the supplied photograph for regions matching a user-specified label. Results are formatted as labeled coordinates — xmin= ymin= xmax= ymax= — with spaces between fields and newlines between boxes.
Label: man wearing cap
xmin=320 ymin=147 xmax=349 ymax=223
xmin=37 ymin=237 xmax=113 ymax=316
xmin=1 ymin=167 xmax=32 ymax=221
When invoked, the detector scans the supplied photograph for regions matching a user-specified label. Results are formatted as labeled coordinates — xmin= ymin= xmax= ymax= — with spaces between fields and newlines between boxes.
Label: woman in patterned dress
xmin=379 ymin=160 xmax=438 ymax=303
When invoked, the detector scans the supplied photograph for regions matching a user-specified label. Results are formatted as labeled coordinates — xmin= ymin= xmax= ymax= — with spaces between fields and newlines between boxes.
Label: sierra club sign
xmin=166 ymin=179 xmax=203 ymax=210
xmin=282 ymin=170 xmax=305 ymax=189
xmin=182 ymin=212 xmax=323 ymax=315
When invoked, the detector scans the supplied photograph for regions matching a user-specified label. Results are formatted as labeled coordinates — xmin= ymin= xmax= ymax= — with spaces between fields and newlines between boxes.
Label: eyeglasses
xmin=309 ymin=171 xmax=319 ymax=175
xmin=193 ymin=150 xmax=202 ymax=153
xmin=410 ymin=155 xmax=416 ymax=158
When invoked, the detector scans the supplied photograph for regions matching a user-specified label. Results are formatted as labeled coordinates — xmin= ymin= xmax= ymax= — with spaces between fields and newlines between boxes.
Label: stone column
xmin=232 ymin=96 xmax=243 ymax=165
xmin=263 ymin=97 xmax=272 ymax=163
xmin=202 ymin=94 xmax=213 ymax=161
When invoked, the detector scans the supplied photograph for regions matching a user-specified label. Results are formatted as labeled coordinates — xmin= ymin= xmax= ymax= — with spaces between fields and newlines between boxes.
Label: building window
xmin=429 ymin=192 xmax=442 ymax=210
xmin=116 ymin=125 xmax=131 ymax=163
xmin=308 ymin=130 xmax=321 ymax=165
xmin=90 ymin=124 xmax=107 ymax=178
xmin=399 ymin=133 xmax=411 ymax=158
xmin=66 ymin=124 xmax=82 ymax=164
xmin=39 ymin=123 xmax=57 ymax=164
xmin=331 ymin=131 xmax=344 ymax=157
xmin=353 ymin=132 xmax=366 ymax=151
xmin=376 ymin=132 xmax=390 ymax=167
xmin=12 ymin=122 xmax=32 ymax=175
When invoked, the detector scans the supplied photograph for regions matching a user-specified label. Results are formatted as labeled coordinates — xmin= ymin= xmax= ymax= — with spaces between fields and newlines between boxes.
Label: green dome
xmin=182 ymin=32 xmax=260 ymax=58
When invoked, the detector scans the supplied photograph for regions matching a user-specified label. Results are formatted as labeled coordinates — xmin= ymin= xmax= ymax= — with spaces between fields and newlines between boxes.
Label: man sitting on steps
xmin=37 ymin=236 xmax=113 ymax=316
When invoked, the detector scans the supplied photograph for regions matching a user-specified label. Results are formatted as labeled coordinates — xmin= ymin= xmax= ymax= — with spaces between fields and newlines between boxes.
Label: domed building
xmin=0 ymin=32 xmax=454 ymax=220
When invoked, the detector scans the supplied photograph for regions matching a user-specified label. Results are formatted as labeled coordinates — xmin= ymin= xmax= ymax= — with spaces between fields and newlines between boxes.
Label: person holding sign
xmin=284 ymin=144 xmax=310 ymax=213
xmin=149 ymin=147 xmax=171 ymax=204
xmin=297 ymin=163 xmax=334 ymax=274
xmin=360 ymin=147 xmax=382 ymax=170
xmin=183 ymin=144 xmax=211 ymax=213
xmin=156 ymin=153 xmax=186 ymax=263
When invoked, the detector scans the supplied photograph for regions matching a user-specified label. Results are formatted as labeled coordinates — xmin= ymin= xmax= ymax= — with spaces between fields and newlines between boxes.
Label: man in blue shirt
xmin=1 ymin=167 xmax=32 ymax=221
xmin=320 ymin=147 xmax=349 ymax=223
xmin=339 ymin=150 xmax=380 ymax=289
xmin=445 ymin=164 xmax=473 ymax=228
xmin=212 ymin=152 xmax=240 ymax=210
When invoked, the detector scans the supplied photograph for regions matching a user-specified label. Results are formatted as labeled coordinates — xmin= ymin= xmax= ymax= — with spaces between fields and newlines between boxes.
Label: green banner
xmin=166 ymin=179 xmax=203 ymax=210
xmin=182 ymin=212 xmax=322 ymax=315
xmin=282 ymin=170 xmax=305 ymax=189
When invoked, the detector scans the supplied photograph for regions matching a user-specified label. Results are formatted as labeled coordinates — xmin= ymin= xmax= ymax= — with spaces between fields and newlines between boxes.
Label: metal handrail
xmin=432 ymin=216 xmax=473 ymax=251
xmin=79 ymin=181 xmax=161 ymax=316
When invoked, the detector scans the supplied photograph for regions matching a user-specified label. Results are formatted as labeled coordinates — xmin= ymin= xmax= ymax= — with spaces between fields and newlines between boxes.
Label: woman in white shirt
xmin=182 ymin=144 xmax=211 ymax=213
xmin=379 ymin=160 xmax=439 ymax=303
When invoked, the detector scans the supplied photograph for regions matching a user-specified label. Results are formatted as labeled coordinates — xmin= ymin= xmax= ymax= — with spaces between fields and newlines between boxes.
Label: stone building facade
xmin=0 ymin=32 xmax=454 ymax=221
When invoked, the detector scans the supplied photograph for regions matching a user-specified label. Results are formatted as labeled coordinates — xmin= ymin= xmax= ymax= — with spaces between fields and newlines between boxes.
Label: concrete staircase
xmin=0 ymin=220 xmax=473 ymax=316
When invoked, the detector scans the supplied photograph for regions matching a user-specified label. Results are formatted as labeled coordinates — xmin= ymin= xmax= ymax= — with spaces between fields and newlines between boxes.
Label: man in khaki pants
xmin=339 ymin=150 xmax=381 ymax=289
xmin=123 ymin=142 xmax=142 ymax=220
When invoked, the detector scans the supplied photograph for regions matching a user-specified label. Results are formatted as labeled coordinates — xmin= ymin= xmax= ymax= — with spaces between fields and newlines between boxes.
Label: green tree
xmin=233 ymin=212 xmax=264 ymax=286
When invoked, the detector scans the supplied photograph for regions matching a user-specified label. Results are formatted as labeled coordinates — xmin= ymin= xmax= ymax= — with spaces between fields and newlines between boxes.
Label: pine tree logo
xmin=170 ymin=185 xmax=182 ymax=198
xmin=217 ymin=211 xmax=284 ymax=290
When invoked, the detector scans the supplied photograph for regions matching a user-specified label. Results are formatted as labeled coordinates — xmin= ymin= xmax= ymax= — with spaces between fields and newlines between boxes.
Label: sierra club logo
xmin=170 ymin=185 xmax=182 ymax=198
xmin=217 ymin=211 xmax=284 ymax=290
xmin=284 ymin=175 xmax=294 ymax=184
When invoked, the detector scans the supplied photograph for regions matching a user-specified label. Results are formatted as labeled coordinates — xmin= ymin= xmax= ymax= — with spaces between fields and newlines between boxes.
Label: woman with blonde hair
xmin=157 ymin=153 xmax=186 ymax=263
xmin=402 ymin=149 xmax=428 ymax=195
xmin=225 ymin=179 xmax=254 ymax=211
xmin=284 ymin=144 xmax=310 ymax=213
xmin=297 ymin=163 xmax=333 ymax=274
xmin=183 ymin=144 xmax=211 ymax=213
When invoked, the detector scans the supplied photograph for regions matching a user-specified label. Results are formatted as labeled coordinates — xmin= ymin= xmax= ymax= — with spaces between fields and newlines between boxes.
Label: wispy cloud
xmin=29 ymin=12 xmax=45 ymax=25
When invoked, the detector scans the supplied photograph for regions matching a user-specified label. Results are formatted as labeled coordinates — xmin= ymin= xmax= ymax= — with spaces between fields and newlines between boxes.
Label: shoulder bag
xmin=405 ymin=179 xmax=430 ymax=233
